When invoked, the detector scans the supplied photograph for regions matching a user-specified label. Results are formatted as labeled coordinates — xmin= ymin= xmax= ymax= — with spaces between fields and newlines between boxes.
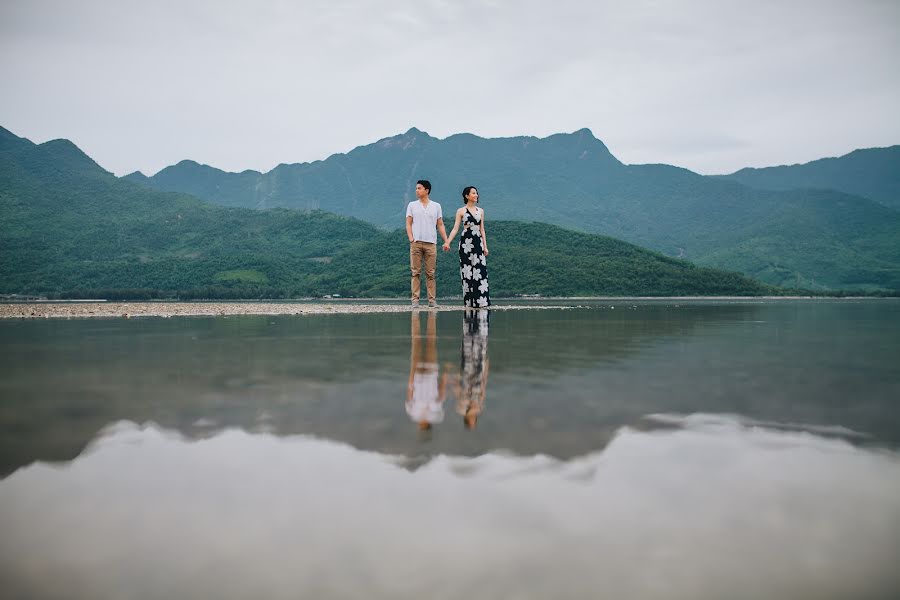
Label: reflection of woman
xmin=407 ymin=311 xmax=448 ymax=431
xmin=443 ymin=186 xmax=490 ymax=308
xmin=455 ymin=310 xmax=490 ymax=429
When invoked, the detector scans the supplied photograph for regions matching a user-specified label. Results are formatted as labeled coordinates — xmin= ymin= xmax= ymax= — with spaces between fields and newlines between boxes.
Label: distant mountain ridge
xmin=0 ymin=126 xmax=770 ymax=298
xmin=124 ymin=127 xmax=900 ymax=290
xmin=716 ymin=146 xmax=900 ymax=210
xmin=125 ymin=127 xmax=622 ymax=215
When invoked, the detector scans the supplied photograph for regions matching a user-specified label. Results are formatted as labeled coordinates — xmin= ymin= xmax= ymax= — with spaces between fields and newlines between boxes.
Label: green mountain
xmin=126 ymin=128 xmax=900 ymax=290
xmin=717 ymin=146 xmax=900 ymax=210
xmin=0 ymin=126 xmax=771 ymax=298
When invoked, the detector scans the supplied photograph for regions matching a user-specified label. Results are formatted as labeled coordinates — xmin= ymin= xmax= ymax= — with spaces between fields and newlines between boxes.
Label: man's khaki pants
xmin=410 ymin=241 xmax=437 ymax=302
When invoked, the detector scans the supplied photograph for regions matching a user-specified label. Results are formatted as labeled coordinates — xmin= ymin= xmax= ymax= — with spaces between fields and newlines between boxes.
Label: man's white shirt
xmin=406 ymin=200 xmax=443 ymax=244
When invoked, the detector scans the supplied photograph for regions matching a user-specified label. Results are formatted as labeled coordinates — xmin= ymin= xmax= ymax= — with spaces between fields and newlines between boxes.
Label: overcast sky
xmin=2 ymin=0 xmax=898 ymax=177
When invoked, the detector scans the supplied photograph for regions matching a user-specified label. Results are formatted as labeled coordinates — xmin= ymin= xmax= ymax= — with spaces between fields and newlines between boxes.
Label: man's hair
xmin=417 ymin=180 xmax=432 ymax=193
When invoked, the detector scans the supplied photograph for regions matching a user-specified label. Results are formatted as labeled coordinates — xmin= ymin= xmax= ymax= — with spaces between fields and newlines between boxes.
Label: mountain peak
xmin=401 ymin=127 xmax=436 ymax=141
xmin=151 ymin=159 xmax=229 ymax=177
xmin=123 ymin=171 xmax=150 ymax=186
xmin=549 ymin=127 xmax=600 ymax=142
xmin=537 ymin=127 xmax=619 ymax=164
xmin=0 ymin=125 xmax=31 ymax=151
xmin=0 ymin=125 xmax=23 ymax=142
xmin=375 ymin=127 xmax=433 ymax=151
xmin=38 ymin=138 xmax=110 ymax=175
xmin=175 ymin=159 xmax=202 ymax=169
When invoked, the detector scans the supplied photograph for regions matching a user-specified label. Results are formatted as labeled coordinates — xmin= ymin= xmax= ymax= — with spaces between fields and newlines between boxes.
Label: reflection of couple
xmin=406 ymin=311 xmax=490 ymax=431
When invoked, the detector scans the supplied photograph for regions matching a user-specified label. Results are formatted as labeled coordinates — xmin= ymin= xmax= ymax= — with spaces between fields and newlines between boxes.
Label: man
xmin=406 ymin=180 xmax=449 ymax=308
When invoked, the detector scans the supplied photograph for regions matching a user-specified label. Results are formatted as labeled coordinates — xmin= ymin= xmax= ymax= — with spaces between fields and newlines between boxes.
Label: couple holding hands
xmin=405 ymin=180 xmax=490 ymax=309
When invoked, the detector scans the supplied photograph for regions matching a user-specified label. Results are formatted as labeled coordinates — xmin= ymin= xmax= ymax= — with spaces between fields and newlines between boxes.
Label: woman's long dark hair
xmin=461 ymin=186 xmax=478 ymax=205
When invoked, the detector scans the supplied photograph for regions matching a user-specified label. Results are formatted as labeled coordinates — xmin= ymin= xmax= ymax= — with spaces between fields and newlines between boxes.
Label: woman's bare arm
xmin=443 ymin=208 xmax=464 ymax=250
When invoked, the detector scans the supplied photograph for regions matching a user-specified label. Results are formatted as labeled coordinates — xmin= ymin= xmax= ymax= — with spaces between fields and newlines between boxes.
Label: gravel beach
xmin=0 ymin=297 xmax=864 ymax=319
xmin=0 ymin=302 xmax=561 ymax=319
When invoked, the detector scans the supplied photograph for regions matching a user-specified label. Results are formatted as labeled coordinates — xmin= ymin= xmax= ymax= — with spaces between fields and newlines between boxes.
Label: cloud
xmin=1 ymin=0 xmax=898 ymax=176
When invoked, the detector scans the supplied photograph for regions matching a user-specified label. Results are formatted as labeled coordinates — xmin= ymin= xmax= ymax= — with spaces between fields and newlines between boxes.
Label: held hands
xmin=442 ymin=242 xmax=450 ymax=251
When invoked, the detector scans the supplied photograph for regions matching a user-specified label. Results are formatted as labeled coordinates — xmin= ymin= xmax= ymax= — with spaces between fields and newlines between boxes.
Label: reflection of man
xmin=407 ymin=311 xmax=448 ymax=431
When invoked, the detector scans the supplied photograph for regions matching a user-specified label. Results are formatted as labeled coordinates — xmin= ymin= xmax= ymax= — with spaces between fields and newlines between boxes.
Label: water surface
xmin=1 ymin=300 xmax=899 ymax=598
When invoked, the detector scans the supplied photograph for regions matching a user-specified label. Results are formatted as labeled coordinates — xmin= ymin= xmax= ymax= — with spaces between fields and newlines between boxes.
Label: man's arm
xmin=437 ymin=218 xmax=448 ymax=245
xmin=406 ymin=216 xmax=414 ymax=243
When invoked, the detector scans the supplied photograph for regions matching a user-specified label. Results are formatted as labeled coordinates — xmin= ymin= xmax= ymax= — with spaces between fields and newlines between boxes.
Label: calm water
xmin=1 ymin=300 xmax=899 ymax=599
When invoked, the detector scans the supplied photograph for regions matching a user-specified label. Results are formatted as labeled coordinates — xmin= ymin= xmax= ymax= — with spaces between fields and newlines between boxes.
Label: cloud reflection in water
xmin=2 ymin=415 xmax=899 ymax=599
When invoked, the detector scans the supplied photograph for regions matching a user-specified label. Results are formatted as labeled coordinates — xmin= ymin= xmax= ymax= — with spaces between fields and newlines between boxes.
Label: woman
xmin=443 ymin=186 xmax=490 ymax=308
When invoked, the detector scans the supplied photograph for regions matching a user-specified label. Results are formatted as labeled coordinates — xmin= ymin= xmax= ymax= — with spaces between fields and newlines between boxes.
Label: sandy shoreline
xmin=0 ymin=296 xmax=891 ymax=319
xmin=0 ymin=301 xmax=566 ymax=319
